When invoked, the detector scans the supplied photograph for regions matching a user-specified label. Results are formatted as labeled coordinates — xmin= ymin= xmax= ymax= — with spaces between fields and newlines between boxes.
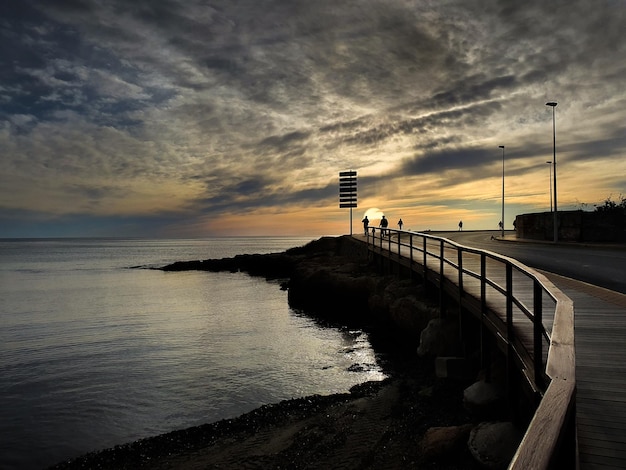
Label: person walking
xmin=398 ymin=218 xmax=403 ymax=230
xmin=380 ymin=215 xmax=388 ymax=237
xmin=458 ymin=220 xmax=463 ymax=231
xmin=362 ymin=216 xmax=369 ymax=235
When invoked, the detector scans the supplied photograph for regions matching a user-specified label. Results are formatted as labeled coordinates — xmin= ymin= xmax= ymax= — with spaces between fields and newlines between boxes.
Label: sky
xmin=1 ymin=0 xmax=625 ymax=238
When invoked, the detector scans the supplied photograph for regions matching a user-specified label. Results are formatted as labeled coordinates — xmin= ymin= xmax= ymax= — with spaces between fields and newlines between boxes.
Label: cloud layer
xmin=1 ymin=0 xmax=625 ymax=236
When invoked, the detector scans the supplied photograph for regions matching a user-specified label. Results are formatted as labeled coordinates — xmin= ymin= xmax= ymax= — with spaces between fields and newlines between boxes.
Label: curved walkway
xmin=363 ymin=231 xmax=626 ymax=468
xmin=427 ymin=231 xmax=626 ymax=468
xmin=540 ymin=272 xmax=626 ymax=469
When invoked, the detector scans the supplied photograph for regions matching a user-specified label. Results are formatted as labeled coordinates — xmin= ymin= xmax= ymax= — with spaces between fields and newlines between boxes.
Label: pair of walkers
xmin=361 ymin=215 xmax=403 ymax=236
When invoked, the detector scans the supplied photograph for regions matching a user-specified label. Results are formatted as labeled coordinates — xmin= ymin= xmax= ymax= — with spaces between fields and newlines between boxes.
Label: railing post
xmin=480 ymin=253 xmax=486 ymax=312
xmin=505 ymin=263 xmax=517 ymax=418
xmin=409 ymin=233 xmax=414 ymax=280
xmin=393 ymin=230 xmax=399 ymax=276
xmin=439 ymin=239 xmax=444 ymax=277
xmin=480 ymin=253 xmax=490 ymax=380
xmin=457 ymin=249 xmax=464 ymax=294
xmin=506 ymin=263 xmax=513 ymax=337
xmin=458 ymin=248 xmax=464 ymax=342
xmin=423 ymin=236 xmax=428 ymax=287
xmin=480 ymin=253 xmax=492 ymax=382
xmin=397 ymin=230 xmax=401 ymax=255
xmin=533 ymin=280 xmax=544 ymax=389
xmin=439 ymin=239 xmax=445 ymax=318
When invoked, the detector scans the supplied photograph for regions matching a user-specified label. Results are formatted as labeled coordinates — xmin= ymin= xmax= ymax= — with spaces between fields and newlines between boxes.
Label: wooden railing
xmin=363 ymin=227 xmax=576 ymax=469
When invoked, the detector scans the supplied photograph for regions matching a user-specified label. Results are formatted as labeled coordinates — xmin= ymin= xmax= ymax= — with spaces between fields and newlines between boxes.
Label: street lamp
xmin=546 ymin=102 xmax=558 ymax=242
xmin=546 ymin=161 xmax=552 ymax=212
xmin=499 ymin=145 xmax=505 ymax=238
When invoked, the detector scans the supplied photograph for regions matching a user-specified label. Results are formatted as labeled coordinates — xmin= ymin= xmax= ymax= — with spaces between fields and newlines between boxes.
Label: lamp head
xmin=499 ymin=145 xmax=505 ymax=149
xmin=546 ymin=102 xmax=557 ymax=107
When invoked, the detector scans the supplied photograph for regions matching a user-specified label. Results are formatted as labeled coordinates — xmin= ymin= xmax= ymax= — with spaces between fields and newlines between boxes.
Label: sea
xmin=0 ymin=237 xmax=387 ymax=470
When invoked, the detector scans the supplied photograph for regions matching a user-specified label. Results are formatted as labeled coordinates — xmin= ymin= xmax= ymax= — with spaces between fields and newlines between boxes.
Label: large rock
xmin=435 ymin=357 xmax=476 ymax=380
xmin=389 ymin=295 xmax=438 ymax=337
xmin=467 ymin=421 xmax=523 ymax=469
xmin=417 ymin=318 xmax=460 ymax=357
xmin=159 ymin=236 xmax=350 ymax=276
xmin=419 ymin=424 xmax=473 ymax=461
xmin=286 ymin=256 xmax=378 ymax=321
xmin=463 ymin=380 xmax=506 ymax=421
xmin=160 ymin=252 xmax=298 ymax=277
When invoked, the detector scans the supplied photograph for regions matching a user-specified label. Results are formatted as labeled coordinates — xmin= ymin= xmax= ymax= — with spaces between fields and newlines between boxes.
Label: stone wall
xmin=515 ymin=210 xmax=626 ymax=242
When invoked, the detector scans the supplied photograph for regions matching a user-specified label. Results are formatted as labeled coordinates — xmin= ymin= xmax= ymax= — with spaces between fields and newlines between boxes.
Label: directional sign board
xmin=339 ymin=170 xmax=357 ymax=208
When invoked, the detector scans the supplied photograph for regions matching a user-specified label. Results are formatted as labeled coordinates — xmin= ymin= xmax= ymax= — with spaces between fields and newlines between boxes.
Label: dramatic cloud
xmin=1 ymin=0 xmax=624 ymax=237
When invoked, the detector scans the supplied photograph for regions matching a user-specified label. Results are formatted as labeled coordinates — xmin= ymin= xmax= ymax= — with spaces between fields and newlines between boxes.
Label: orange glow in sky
xmin=1 ymin=2 xmax=624 ymax=237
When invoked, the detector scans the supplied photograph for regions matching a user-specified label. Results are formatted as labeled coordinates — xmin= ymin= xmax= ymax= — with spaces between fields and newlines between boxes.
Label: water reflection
xmin=0 ymin=239 xmax=385 ymax=469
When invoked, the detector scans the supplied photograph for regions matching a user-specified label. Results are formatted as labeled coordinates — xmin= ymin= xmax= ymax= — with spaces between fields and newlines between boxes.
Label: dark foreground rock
xmin=50 ymin=236 xmax=488 ymax=469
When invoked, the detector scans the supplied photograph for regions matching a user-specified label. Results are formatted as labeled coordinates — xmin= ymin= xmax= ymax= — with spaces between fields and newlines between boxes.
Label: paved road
xmin=435 ymin=230 xmax=626 ymax=295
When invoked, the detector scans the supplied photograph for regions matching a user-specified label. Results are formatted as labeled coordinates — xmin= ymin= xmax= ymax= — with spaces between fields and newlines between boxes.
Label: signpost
xmin=339 ymin=170 xmax=357 ymax=235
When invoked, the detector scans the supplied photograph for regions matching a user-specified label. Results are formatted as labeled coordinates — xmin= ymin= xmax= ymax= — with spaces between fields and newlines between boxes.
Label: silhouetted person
xmin=362 ymin=216 xmax=369 ymax=235
xmin=458 ymin=220 xmax=463 ymax=231
xmin=380 ymin=215 xmax=388 ymax=237
xmin=398 ymin=218 xmax=403 ymax=230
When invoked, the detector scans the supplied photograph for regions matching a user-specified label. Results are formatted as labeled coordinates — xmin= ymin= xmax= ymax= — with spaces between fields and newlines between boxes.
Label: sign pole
xmin=349 ymin=206 xmax=352 ymax=235
xmin=339 ymin=170 xmax=357 ymax=235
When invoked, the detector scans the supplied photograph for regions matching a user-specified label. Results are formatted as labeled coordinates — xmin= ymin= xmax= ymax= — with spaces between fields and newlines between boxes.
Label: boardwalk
xmin=543 ymin=274 xmax=626 ymax=470
xmin=363 ymin=233 xmax=626 ymax=469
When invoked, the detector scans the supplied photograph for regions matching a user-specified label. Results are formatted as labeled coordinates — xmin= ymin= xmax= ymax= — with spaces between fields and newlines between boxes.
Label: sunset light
xmin=1 ymin=1 xmax=624 ymax=237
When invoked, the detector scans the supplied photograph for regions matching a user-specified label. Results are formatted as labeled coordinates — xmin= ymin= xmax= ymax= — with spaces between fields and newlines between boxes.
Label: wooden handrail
xmin=364 ymin=228 xmax=576 ymax=469
xmin=510 ymin=275 xmax=575 ymax=469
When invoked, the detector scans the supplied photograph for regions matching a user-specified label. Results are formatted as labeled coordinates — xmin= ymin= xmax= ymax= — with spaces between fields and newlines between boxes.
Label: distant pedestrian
xmin=362 ymin=216 xmax=369 ymax=235
xmin=398 ymin=218 xmax=403 ymax=230
xmin=458 ymin=220 xmax=463 ymax=231
xmin=498 ymin=221 xmax=503 ymax=230
xmin=380 ymin=215 xmax=388 ymax=237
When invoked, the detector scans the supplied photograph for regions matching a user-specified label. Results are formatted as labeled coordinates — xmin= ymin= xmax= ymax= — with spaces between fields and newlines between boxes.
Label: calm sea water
xmin=0 ymin=238 xmax=386 ymax=470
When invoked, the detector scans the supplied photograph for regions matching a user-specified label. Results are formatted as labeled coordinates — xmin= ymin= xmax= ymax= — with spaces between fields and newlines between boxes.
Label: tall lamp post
xmin=546 ymin=161 xmax=552 ymax=212
xmin=499 ymin=145 xmax=505 ymax=238
xmin=546 ymin=102 xmax=558 ymax=242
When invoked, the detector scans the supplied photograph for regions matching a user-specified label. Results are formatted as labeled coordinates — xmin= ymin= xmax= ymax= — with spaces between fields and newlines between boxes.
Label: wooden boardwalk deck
xmin=541 ymin=273 xmax=626 ymax=470
xmin=365 ymin=234 xmax=626 ymax=469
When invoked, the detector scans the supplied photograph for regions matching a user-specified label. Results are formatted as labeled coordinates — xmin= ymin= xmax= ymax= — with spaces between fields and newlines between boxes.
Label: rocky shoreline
xmin=49 ymin=236 xmax=515 ymax=469
xmin=49 ymin=368 xmax=477 ymax=469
